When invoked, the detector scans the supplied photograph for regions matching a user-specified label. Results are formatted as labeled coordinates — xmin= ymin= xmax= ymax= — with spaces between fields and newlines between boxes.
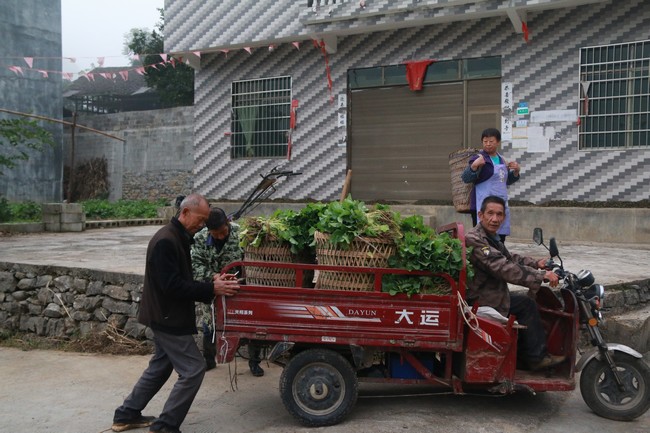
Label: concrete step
xmin=600 ymin=305 xmax=650 ymax=355
xmin=84 ymin=218 xmax=166 ymax=229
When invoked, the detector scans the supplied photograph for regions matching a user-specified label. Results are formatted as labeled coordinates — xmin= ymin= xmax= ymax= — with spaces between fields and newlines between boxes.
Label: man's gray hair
xmin=179 ymin=193 xmax=207 ymax=211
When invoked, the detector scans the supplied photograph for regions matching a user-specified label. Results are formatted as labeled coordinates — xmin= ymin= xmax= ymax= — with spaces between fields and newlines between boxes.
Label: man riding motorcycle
xmin=465 ymin=195 xmax=565 ymax=371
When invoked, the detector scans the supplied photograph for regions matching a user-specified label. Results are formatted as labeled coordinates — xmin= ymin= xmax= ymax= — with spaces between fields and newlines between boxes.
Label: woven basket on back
xmin=448 ymin=148 xmax=480 ymax=213
xmin=244 ymin=240 xmax=295 ymax=287
xmin=314 ymin=231 xmax=396 ymax=292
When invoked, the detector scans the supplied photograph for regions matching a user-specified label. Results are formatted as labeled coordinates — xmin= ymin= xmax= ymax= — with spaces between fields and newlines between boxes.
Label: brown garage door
xmin=349 ymin=78 xmax=500 ymax=201
xmin=349 ymin=82 xmax=463 ymax=201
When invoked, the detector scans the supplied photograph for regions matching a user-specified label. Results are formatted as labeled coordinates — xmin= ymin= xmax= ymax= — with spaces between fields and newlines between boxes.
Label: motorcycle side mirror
xmin=549 ymin=237 xmax=559 ymax=258
xmin=533 ymin=228 xmax=543 ymax=245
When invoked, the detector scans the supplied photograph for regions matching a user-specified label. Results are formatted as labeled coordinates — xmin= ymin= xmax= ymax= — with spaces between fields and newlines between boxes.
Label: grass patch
xmin=81 ymin=199 xmax=168 ymax=220
xmin=0 ymin=198 xmax=170 ymax=223
xmin=0 ymin=328 xmax=153 ymax=356
xmin=0 ymin=198 xmax=42 ymax=223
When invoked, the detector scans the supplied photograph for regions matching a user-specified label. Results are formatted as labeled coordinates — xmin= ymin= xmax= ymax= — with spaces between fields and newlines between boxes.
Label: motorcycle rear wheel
xmin=580 ymin=352 xmax=650 ymax=421
xmin=280 ymin=348 xmax=358 ymax=427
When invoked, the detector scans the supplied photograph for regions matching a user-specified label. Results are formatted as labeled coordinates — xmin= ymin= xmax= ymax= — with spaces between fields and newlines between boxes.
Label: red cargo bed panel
xmin=216 ymin=287 xmax=463 ymax=350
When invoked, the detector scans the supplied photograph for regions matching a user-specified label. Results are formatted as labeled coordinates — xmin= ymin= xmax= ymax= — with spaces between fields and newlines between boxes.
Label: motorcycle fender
xmin=575 ymin=343 xmax=643 ymax=372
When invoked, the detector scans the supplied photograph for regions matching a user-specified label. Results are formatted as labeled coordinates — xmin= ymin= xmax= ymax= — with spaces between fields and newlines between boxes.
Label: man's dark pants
xmin=509 ymin=293 xmax=547 ymax=362
xmin=114 ymin=330 xmax=206 ymax=431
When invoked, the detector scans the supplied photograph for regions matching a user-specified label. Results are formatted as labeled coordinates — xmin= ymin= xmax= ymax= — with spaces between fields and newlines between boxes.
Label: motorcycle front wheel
xmin=580 ymin=352 xmax=650 ymax=421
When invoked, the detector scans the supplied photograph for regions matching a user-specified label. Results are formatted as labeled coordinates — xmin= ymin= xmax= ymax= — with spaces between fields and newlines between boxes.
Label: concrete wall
xmin=421 ymin=206 xmax=650 ymax=245
xmin=63 ymin=107 xmax=195 ymax=201
xmin=212 ymin=202 xmax=650 ymax=245
xmin=0 ymin=0 xmax=63 ymax=202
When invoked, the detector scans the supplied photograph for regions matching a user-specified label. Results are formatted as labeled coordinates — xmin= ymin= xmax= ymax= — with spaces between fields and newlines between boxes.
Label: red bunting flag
xmin=24 ymin=57 xmax=33 ymax=68
xmin=220 ymin=49 xmax=229 ymax=57
xmin=290 ymin=99 xmax=298 ymax=130
xmin=403 ymin=59 xmax=435 ymax=91
xmin=160 ymin=54 xmax=168 ymax=62
xmin=63 ymin=72 xmax=73 ymax=81
xmin=193 ymin=51 xmax=201 ymax=58
xmin=244 ymin=47 xmax=252 ymax=54
xmin=316 ymin=40 xmax=334 ymax=103
xmin=135 ymin=67 xmax=145 ymax=75
xmin=522 ymin=22 xmax=529 ymax=43
xmin=119 ymin=70 xmax=128 ymax=81
xmin=38 ymin=70 xmax=48 ymax=78
xmin=8 ymin=66 xmax=24 ymax=76
xmin=292 ymin=41 xmax=300 ymax=50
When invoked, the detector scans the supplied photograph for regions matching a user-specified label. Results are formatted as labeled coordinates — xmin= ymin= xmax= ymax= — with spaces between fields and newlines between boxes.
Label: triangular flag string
xmin=8 ymin=66 xmax=24 ymax=76
xmin=1 ymin=41 xmax=338 ymax=103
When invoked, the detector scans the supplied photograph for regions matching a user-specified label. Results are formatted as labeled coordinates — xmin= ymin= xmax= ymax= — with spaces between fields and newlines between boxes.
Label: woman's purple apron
xmin=475 ymin=158 xmax=510 ymax=236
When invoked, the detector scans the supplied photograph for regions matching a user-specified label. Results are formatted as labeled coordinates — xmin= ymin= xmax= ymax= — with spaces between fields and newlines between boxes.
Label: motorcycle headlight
xmin=577 ymin=269 xmax=595 ymax=287
xmin=584 ymin=283 xmax=605 ymax=308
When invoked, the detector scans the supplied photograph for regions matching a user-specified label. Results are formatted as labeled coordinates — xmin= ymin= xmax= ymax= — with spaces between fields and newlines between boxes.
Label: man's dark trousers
xmin=510 ymin=293 xmax=547 ymax=362
xmin=114 ymin=330 xmax=206 ymax=430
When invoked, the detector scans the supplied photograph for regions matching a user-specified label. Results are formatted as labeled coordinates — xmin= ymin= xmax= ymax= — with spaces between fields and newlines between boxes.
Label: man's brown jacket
xmin=465 ymin=224 xmax=546 ymax=316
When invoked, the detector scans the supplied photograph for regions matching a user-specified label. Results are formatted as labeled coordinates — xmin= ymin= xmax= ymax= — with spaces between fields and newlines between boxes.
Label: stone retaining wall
xmin=122 ymin=170 xmax=193 ymax=202
xmin=1 ymin=261 xmax=648 ymax=343
xmin=0 ymin=262 xmax=149 ymax=340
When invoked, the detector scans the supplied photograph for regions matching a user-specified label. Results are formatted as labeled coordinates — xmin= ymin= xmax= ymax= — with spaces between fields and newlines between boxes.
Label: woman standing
xmin=461 ymin=128 xmax=520 ymax=242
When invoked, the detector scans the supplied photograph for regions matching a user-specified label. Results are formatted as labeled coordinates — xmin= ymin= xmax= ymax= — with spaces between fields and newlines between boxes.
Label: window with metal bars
xmin=230 ymin=76 xmax=292 ymax=159
xmin=579 ymin=40 xmax=650 ymax=149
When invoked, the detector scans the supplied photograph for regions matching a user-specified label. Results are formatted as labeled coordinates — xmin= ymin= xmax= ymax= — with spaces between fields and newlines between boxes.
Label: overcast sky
xmin=61 ymin=0 xmax=164 ymax=73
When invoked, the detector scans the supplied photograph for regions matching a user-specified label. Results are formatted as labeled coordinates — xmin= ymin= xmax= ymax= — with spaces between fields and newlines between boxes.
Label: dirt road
xmin=1 ymin=347 xmax=648 ymax=433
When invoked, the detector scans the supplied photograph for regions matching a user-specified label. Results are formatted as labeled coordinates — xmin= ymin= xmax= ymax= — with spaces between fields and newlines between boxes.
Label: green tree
xmin=123 ymin=8 xmax=194 ymax=107
xmin=0 ymin=117 xmax=55 ymax=175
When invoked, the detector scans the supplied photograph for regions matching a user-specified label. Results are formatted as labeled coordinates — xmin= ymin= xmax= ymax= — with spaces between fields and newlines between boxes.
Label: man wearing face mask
xmin=191 ymin=207 xmax=264 ymax=377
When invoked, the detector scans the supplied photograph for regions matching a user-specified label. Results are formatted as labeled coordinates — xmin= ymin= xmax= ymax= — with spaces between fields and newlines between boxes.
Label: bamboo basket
xmin=244 ymin=241 xmax=295 ymax=287
xmin=314 ymin=231 xmax=396 ymax=291
xmin=448 ymin=148 xmax=480 ymax=213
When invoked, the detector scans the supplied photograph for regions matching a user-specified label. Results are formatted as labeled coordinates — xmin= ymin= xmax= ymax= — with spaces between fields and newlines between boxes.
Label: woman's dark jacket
xmin=138 ymin=217 xmax=214 ymax=335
